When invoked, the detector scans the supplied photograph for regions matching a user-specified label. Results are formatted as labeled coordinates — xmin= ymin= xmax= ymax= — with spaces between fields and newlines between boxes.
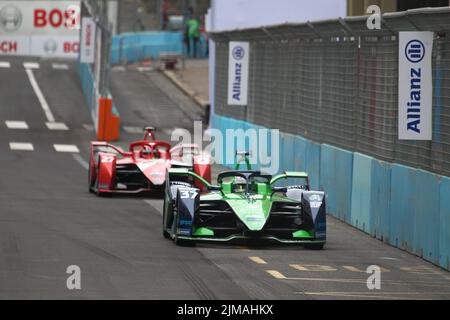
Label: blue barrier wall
xmin=212 ymin=113 xmax=450 ymax=270
xmin=78 ymin=62 xmax=96 ymax=123
xmin=440 ymin=177 xmax=450 ymax=270
xmin=370 ymin=159 xmax=391 ymax=242
xmin=78 ymin=62 xmax=120 ymax=129
xmin=320 ymin=144 xmax=353 ymax=223
xmin=351 ymin=153 xmax=372 ymax=233
xmin=110 ymin=31 xmax=208 ymax=65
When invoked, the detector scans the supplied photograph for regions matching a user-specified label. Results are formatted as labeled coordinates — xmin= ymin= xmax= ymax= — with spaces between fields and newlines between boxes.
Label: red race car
xmin=89 ymin=127 xmax=211 ymax=196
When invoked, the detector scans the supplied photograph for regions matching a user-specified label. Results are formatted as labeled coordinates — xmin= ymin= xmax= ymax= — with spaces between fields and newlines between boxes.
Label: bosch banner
xmin=228 ymin=41 xmax=249 ymax=106
xmin=0 ymin=1 xmax=80 ymax=58
xmin=398 ymin=32 xmax=433 ymax=141
xmin=79 ymin=17 xmax=96 ymax=64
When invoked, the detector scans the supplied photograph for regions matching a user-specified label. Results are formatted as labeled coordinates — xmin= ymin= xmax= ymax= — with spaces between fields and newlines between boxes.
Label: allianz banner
xmin=398 ymin=32 xmax=433 ymax=140
xmin=228 ymin=41 xmax=249 ymax=106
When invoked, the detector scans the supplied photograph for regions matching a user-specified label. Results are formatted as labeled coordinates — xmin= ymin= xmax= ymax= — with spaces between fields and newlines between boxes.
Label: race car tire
xmin=304 ymin=243 xmax=324 ymax=250
xmin=88 ymin=164 xmax=95 ymax=193
xmin=162 ymin=197 xmax=172 ymax=239
xmin=173 ymin=235 xmax=196 ymax=247
xmin=94 ymin=164 xmax=110 ymax=197
xmin=163 ymin=229 xmax=171 ymax=239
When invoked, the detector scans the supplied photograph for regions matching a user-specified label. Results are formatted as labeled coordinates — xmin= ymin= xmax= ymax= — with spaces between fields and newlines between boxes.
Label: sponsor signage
xmin=398 ymin=32 xmax=434 ymax=140
xmin=0 ymin=1 xmax=80 ymax=35
xmin=228 ymin=41 xmax=249 ymax=106
xmin=30 ymin=35 xmax=79 ymax=58
xmin=0 ymin=1 xmax=80 ymax=59
xmin=79 ymin=17 xmax=96 ymax=63
xmin=0 ymin=36 xmax=30 ymax=55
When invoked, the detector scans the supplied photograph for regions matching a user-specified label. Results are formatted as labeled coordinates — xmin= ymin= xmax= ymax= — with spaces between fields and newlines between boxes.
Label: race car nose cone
xmin=149 ymin=174 xmax=165 ymax=185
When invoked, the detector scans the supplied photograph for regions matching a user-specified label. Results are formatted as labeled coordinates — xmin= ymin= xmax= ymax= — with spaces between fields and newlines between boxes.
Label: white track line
xmin=25 ymin=68 xmax=55 ymax=123
xmin=53 ymin=144 xmax=80 ymax=153
xmin=82 ymin=123 xmax=94 ymax=131
xmin=0 ymin=61 xmax=11 ymax=68
xmin=248 ymin=256 xmax=268 ymax=265
xmin=5 ymin=121 xmax=28 ymax=129
xmin=46 ymin=122 xmax=69 ymax=130
xmin=51 ymin=63 xmax=69 ymax=70
xmin=10 ymin=142 xmax=34 ymax=151
xmin=72 ymin=154 xmax=89 ymax=170
xmin=123 ymin=126 xmax=144 ymax=134
xmin=143 ymin=200 xmax=163 ymax=216
xmin=23 ymin=62 xmax=40 ymax=69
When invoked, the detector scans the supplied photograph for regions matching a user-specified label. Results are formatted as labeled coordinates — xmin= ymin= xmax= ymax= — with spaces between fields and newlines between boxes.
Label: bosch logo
xmin=0 ymin=5 xmax=22 ymax=32
xmin=232 ymin=46 xmax=245 ymax=60
xmin=44 ymin=39 xmax=58 ymax=55
xmin=405 ymin=40 xmax=425 ymax=63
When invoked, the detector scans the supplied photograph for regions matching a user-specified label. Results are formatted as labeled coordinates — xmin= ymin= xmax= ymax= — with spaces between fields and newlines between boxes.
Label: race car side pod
xmin=97 ymin=97 xmax=120 ymax=141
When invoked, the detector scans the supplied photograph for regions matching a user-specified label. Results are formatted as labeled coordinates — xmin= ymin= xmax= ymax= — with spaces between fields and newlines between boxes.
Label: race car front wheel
xmin=304 ymin=243 xmax=324 ymax=250
xmin=173 ymin=235 xmax=196 ymax=247
xmin=88 ymin=164 xmax=96 ymax=193
xmin=94 ymin=164 xmax=110 ymax=197
xmin=162 ymin=196 xmax=172 ymax=239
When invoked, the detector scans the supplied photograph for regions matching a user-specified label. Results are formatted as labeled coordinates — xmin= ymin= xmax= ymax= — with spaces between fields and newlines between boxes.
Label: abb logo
xmin=63 ymin=42 xmax=79 ymax=53
xmin=34 ymin=7 xmax=80 ymax=29
xmin=0 ymin=41 xmax=17 ymax=53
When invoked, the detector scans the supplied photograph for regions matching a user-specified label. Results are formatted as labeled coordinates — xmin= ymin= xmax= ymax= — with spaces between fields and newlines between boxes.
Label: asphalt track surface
xmin=0 ymin=57 xmax=450 ymax=300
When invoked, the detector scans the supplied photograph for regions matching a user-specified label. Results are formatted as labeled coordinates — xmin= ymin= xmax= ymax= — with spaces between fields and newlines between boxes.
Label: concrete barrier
xmin=351 ymin=153 xmax=372 ymax=233
xmin=440 ymin=177 xmax=450 ymax=270
xmin=320 ymin=144 xmax=353 ymax=223
xmin=212 ymin=113 xmax=450 ymax=270
xmin=110 ymin=31 xmax=209 ymax=65
xmin=370 ymin=159 xmax=391 ymax=241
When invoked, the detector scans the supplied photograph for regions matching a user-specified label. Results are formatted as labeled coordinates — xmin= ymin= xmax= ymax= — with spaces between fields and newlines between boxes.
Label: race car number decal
xmin=101 ymin=156 xmax=115 ymax=163
xmin=180 ymin=190 xmax=198 ymax=199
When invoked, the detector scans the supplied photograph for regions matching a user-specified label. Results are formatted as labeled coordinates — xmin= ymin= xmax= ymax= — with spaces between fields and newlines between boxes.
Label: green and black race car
xmin=162 ymin=152 xmax=326 ymax=249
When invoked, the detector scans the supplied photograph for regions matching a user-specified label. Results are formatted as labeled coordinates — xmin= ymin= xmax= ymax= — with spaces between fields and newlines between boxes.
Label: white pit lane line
xmin=25 ymin=67 xmax=56 ymax=123
xmin=46 ymin=122 xmax=69 ymax=131
xmin=0 ymin=61 xmax=11 ymax=68
xmin=23 ymin=62 xmax=40 ymax=69
xmin=51 ymin=63 xmax=69 ymax=70
xmin=143 ymin=200 xmax=163 ymax=216
xmin=53 ymin=144 xmax=80 ymax=153
xmin=5 ymin=121 xmax=29 ymax=129
xmin=72 ymin=154 xmax=89 ymax=170
xmin=10 ymin=142 xmax=34 ymax=151
xmin=123 ymin=126 xmax=144 ymax=134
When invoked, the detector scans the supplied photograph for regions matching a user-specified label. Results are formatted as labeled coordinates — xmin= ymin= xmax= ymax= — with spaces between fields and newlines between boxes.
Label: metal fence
xmin=211 ymin=8 xmax=450 ymax=177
